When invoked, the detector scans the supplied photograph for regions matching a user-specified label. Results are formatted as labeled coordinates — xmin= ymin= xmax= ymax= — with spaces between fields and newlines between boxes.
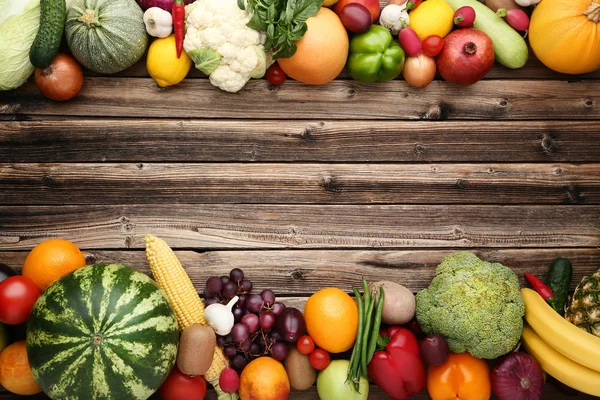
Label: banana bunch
xmin=521 ymin=288 xmax=600 ymax=396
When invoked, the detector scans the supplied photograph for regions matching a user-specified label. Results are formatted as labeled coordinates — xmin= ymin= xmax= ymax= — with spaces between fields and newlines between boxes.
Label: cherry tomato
xmin=0 ymin=276 xmax=40 ymax=325
xmin=297 ymin=335 xmax=315 ymax=355
xmin=265 ymin=63 xmax=286 ymax=85
xmin=422 ymin=35 xmax=445 ymax=57
xmin=159 ymin=367 xmax=207 ymax=400
xmin=309 ymin=349 xmax=331 ymax=371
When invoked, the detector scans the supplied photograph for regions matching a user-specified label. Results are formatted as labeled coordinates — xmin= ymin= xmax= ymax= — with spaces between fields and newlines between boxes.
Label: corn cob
xmin=144 ymin=233 xmax=237 ymax=400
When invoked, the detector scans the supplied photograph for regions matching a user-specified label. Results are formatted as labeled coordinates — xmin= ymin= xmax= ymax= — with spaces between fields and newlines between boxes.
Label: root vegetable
xmin=402 ymin=54 xmax=436 ymax=88
xmin=454 ymin=6 xmax=476 ymax=27
xmin=497 ymin=8 xmax=530 ymax=31
xmin=484 ymin=0 xmax=525 ymax=12
xmin=369 ymin=281 xmax=415 ymax=325
xmin=398 ymin=27 xmax=422 ymax=57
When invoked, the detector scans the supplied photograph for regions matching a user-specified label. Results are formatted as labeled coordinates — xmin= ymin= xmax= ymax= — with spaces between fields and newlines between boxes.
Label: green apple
xmin=316 ymin=360 xmax=369 ymax=400
xmin=0 ymin=323 xmax=7 ymax=354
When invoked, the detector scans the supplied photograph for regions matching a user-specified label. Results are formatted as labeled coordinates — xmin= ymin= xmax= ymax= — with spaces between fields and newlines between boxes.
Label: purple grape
xmin=230 ymin=354 xmax=247 ymax=372
xmin=339 ymin=3 xmax=372 ymax=33
xmin=224 ymin=344 xmax=237 ymax=358
xmin=230 ymin=268 xmax=245 ymax=283
xmin=237 ymin=294 xmax=247 ymax=308
xmin=222 ymin=281 xmax=238 ymax=299
xmin=204 ymin=297 xmax=221 ymax=306
xmin=271 ymin=342 xmax=289 ymax=361
xmin=220 ymin=275 xmax=230 ymax=285
xmin=260 ymin=311 xmax=277 ymax=330
xmin=206 ymin=276 xmax=223 ymax=295
xmin=231 ymin=323 xmax=249 ymax=343
xmin=261 ymin=289 xmax=276 ymax=307
xmin=246 ymin=294 xmax=264 ymax=313
xmin=223 ymin=334 xmax=233 ymax=344
xmin=216 ymin=335 xmax=226 ymax=347
xmin=277 ymin=307 xmax=306 ymax=343
xmin=269 ymin=330 xmax=282 ymax=342
xmin=241 ymin=337 xmax=252 ymax=352
xmin=255 ymin=333 xmax=266 ymax=349
xmin=241 ymin=313 xmax=260 ymax=333
xmin=240 ymin=279 xmax=253 ymax=293
xmin=250 ymin=342 xmax=260 ymax=355
xmin=271 ymin=302 xmax=286 ymax=316
xmin=420 ymin=334 xmax=449 ymax=366
xmin=233 ymin=305 xmax=244 ymax=322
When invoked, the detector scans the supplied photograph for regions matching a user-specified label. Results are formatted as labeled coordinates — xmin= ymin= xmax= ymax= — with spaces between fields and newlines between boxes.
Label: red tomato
xmin=309 ymin=349 xmax=331 ymax=371
xmin=265 ymin=63 xmax=286 ymax=85
xmin=159 ymin=367 xmax=207 ymax=400
xmin=0 ymin=276 xmax=40 ymax=325
xmin=297 ymin=335 xmax=315 ymax=355
xmin=422 ymin=35 xmax=445 ymax=57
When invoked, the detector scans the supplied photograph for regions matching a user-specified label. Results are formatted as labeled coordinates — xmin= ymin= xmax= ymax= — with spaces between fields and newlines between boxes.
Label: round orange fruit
xmin=277 ymin=7 xmax=349 ymax=85
xmin=304 ymin=287 xmax=358 ymax=353
xmin=0 ymin=341 xmax=42 ymax=395
xmin=239 ymin=357 xmax=290 ymax=400
xmin=22 ymin=239 xmax=86 ymax=291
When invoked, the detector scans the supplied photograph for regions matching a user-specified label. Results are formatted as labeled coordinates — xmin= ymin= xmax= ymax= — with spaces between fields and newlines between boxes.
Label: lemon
xmin=409 ymin=0 xmax=454 ymax=41
xmin=146 ymin=35 xmax=192 ymax=87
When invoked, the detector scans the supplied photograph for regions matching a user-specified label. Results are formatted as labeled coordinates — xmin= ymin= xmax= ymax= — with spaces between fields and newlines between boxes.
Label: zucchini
xmin=546 ymin=257 xmax=573 ymax=314
xmin=444 ymin=0 xmax=528 ymax=69
xmin=29 ymin=0 xmax=67 ymax=68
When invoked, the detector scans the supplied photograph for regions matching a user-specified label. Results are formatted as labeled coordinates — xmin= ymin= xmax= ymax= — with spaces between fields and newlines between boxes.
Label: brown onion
xmin=35 ymin=53 xmax=83 ymax=102
xmin=402 ymin=54 xmax=436 ymax=89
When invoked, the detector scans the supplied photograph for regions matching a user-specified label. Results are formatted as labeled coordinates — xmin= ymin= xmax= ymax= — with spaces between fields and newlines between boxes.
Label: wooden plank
xmin=3 ymin=120 xmax=600 ymax=163
xmin=2 ymin=79 xmax=598 ymax=120
xmin=0 ymin=205 xmax=597 ymax=250
xmin=2 ymin=248 xmax=597 ymax=294
xmin=1 ymin=163 xmax=599 ymax=205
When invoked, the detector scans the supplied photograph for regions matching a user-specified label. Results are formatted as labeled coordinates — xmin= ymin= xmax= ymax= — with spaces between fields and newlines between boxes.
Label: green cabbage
xmin=0 ymin=0 xmax=41 ymax=91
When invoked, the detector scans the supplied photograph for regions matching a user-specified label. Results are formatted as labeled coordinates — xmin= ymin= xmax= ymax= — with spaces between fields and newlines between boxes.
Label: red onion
xmin=492 ymin=352 xmax=544 ymax=400
xmin=136 ymin=0 xmax=193 ymax=11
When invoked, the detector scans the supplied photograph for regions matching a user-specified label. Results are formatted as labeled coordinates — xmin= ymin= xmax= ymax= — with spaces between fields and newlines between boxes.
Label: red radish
xmin=497 ymin=8 xmax=530 ymax=31
xmin=398 ymin=27 xmax=422 ymax=57
xmin=219 ymin=368 xmax=240 ymax=394
xmin=492 ymin=352 xmax=544 ymax=400
xmin=453 ymin=6 xmax=476 ymax=27
xmin=436 ymin=28 xmax=494 ymax=86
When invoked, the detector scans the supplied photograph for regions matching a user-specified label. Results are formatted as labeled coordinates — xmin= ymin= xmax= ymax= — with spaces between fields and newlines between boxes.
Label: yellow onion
xmin=402 ymin=54 xmax=436 ymax=89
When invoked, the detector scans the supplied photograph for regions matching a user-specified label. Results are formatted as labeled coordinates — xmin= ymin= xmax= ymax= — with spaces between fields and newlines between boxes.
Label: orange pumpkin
xmin=529 ymin=0 xmax=600 ymax=74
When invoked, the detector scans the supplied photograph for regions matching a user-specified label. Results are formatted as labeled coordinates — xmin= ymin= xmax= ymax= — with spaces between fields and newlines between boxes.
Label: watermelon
xmin=26 ymin=264 xmax=179 ymax=400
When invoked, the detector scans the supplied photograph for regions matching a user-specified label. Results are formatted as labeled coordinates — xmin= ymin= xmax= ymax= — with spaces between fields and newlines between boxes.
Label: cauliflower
xmin=184 ymin=0 xmax=270 ymax=93
xmin=415 ymin=252 xmax=525 ymax=359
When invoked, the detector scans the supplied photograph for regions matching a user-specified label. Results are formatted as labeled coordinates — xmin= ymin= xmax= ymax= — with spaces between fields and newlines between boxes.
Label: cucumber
xmin=546 ymin=257 xmax=573 ymax=314
xmin=29 ymin=0 xmax=67 ymax=68
xmin=444 ymin=0 xmax=528 ymax=69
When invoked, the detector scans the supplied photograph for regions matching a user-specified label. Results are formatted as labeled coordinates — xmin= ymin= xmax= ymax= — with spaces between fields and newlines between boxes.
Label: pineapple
xmin=566 ymin=269 xmax=600 ymax=337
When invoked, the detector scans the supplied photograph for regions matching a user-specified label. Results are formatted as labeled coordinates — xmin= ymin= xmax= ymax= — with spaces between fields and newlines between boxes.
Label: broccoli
xmin=415 ymin=252 xmax=525 ymax=359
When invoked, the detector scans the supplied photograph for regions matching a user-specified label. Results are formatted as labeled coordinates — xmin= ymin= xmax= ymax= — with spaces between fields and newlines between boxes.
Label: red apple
xmin=334 ymin=0 xmax=380 ymax=22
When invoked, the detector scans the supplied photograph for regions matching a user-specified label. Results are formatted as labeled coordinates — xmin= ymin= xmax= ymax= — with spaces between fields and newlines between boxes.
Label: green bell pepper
xmin=347 ymin=25 xmax=406 ymax=83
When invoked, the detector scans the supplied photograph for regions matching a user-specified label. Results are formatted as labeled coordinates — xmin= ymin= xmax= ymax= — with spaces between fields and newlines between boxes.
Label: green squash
xmin=65 ymin=0 xmax=148 ymax=74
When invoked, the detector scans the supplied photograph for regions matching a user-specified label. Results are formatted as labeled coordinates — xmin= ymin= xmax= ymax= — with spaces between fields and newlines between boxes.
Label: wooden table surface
xmin=1 ymin=50 xmax=600 ymax=399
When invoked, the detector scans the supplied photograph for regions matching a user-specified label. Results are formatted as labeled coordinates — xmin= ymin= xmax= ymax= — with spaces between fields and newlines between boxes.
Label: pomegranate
xmin=436 ymin=28 xmax=494 ymax=86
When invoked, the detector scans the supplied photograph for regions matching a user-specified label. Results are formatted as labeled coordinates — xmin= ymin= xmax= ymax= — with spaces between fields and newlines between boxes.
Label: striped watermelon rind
xmin=26 ymin=263 xmax=179 ymax=400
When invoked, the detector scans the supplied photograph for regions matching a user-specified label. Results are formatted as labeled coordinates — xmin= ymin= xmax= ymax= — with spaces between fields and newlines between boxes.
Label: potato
xmin=284 ymin=347 xmax=317 ymax=390
xmin=177 ymin=323 xmax=216 ymax=376
xmin=484 ymin=0 xmax=524 ymax=12
xmin=370 ymin=281 xmax=415 ymax=325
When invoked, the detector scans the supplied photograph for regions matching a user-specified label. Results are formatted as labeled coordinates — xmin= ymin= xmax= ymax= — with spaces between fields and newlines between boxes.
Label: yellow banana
xmin=522 ymin=326 xmax=600 ymax=396
xmin=521 ymin=288 xmax=600 ymax=372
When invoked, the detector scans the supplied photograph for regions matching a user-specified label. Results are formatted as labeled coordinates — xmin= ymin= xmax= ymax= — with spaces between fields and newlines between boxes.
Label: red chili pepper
xmin=406 ymin=0 xmax=422 ymax=10
xmin=172 ymin=0 xmax=185 ymax=59
xmin=525 ymin=273 xmax=556 ymax=309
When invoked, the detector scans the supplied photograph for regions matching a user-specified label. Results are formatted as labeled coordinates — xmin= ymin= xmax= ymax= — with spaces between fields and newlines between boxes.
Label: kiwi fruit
xmin=177 ymin=323 xmax=216 ymax=375
xmin=284 ymin=347 xmax=317 ymax=390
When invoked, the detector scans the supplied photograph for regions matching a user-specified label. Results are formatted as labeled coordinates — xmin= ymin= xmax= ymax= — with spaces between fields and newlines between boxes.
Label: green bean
xmin=367 ymin=286 xmax=385 ymax=364
xmin=347 ymin=288 xmax=363 ymax=384
xmin=360 ymin=288 xmax=376 ymax=378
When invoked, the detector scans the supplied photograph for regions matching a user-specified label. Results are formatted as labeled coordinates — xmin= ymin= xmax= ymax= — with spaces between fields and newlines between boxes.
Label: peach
xmin=239 ymin=357 xmax=290 ymax=400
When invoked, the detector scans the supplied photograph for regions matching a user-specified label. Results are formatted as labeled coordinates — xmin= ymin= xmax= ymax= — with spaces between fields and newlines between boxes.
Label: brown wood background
xmin=1 ymin=42 xmax=600 ymax=399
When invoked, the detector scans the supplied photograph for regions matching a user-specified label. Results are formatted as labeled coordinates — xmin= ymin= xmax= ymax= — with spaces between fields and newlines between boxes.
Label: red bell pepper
xmin=368 ymin=326 xmax=426 ymax=400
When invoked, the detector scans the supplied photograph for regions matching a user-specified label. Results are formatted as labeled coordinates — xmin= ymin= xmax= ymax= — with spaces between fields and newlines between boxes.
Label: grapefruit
xmin=277 ymin=7 xmax=349 ymax=85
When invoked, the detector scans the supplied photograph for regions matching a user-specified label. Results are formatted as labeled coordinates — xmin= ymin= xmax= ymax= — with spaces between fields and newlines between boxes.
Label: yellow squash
xmin=409 ymin=0 xmax=454 ymax=41
xmin=530 ymin=0 xmax=600 ymax=74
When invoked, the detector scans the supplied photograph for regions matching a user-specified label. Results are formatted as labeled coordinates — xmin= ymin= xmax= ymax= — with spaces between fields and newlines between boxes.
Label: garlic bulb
xmin=204 ymin=296 xmax=239 ymax=336
xmin=379 ymin=4 xmax=410 ymax=36
xmin=143 ymin=7 xmax=173 ymax=38
xmin=514 ymin=0 xmax=541 ymax=6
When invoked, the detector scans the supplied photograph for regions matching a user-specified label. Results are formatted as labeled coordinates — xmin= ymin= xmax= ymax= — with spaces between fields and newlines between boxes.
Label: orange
xmin=239 ymin=357 xmax=290 ymax=400
xmin=0 ymin=341 xmax=42 ymax=395
xmin=22 ymin=239 xmax=86 ymax=291
xmin=304 ymin=287 xmax=358 ymax=353
xmin=277 ymin=7 xmax=349 ymax=85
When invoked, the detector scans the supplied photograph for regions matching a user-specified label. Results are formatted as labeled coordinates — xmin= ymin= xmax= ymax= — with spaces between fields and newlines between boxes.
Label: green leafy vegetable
xmin=188 ymin=48 xmax=222 ymax=75
xmin=238 ymin=0 xmax=323 ymax=58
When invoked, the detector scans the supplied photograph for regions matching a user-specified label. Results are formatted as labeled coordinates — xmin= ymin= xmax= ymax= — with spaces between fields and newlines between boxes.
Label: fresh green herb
xmin=237 ymin=0 xmax=324 ymax=58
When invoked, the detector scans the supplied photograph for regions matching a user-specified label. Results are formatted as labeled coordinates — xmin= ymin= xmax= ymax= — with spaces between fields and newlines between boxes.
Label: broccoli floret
xmin=415 ymin=252 xmax=524 ymax=359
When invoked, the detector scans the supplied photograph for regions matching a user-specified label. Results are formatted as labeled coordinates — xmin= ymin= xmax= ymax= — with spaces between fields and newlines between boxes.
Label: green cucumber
xmin=546 ymin=257 xmax=573 ymax=314
xmin=444 ymin=0 xmax=528 ymax=69
xmin=29 ymin=0 xmax=67 ymax=68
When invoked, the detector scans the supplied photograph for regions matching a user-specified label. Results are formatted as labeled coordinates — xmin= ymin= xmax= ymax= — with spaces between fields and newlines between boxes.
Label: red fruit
xmin=436 ymin=28 xmax=494 ymax=86
xmin=159 ymin=367 xmax=207 ymax=400
xmin=297 ymin=336 xmax=315 ymax=355
xmin=334 ymin=0 xmax=380 ymax=22
xmin=0 ymin=276 xmax=40 ymax=325
xmin=339 ymin=3 xmax=373 ymax=33
xmin=265 ymin=63 xmax=286 ymax=85
xmin=453 ymin=6 xmax=476 ymax=27
xmin=422 ymin=35 xmax=444 ymax=57
xmin=309 ymin=349 xmax=331 ymax=371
